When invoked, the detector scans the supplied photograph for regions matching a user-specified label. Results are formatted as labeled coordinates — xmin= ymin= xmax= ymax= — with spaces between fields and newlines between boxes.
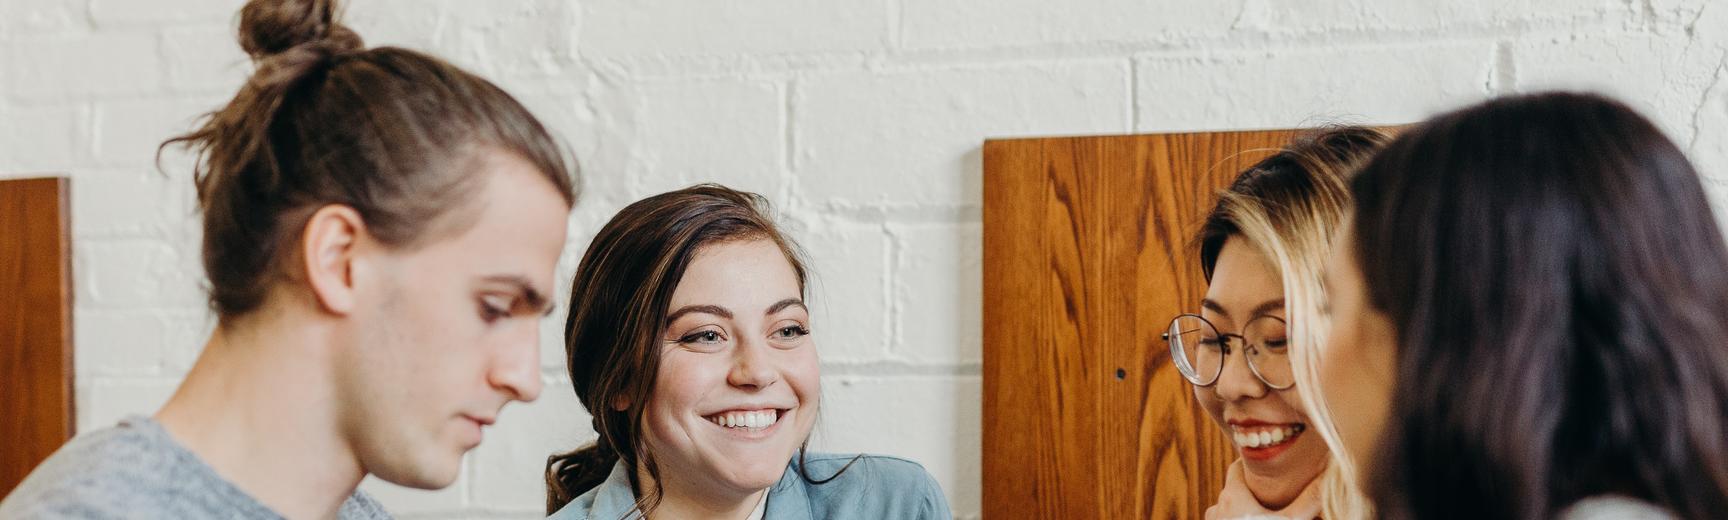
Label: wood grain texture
xmin=1 ymin=177 xmax=74 ymax=498
xmin=983 ymin=130 xmax=1298 ymax=519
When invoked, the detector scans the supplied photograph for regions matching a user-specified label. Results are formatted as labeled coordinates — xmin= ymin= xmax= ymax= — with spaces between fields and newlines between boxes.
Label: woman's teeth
xmin=709 ymin=410 xmax=779 ymax=430
xmin=1232 ymin=424 xmax=1304 ymax=449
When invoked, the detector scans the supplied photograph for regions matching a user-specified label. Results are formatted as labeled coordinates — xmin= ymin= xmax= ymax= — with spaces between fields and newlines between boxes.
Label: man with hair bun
xmin=0 ymin=0 xmax=578 ymax=518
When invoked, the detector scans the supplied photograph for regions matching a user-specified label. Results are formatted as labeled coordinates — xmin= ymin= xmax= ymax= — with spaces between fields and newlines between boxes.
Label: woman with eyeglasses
xmin=1321 ymin=92 xmax=1728 ymax=519
xmin=1166 ymin=126 xmax=1389 ymax=520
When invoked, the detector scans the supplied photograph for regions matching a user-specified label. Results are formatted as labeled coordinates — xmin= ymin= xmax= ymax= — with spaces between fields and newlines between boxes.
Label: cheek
xmin=1274 ymin=388 xmax=1309 ymax=421
xmin=405 ymin=298 xmax=492 ymax=381
xmin=1194 ymin=386 xmax=1224 ymax=426
xmin=1318 ymin=314 xmax=1356 ymax=389
xmin=390 ymin=283 xmax=480 ymax=351
xmin=1317 ymin=327 xmax=1354 ymax=416
xmin=1319 ymin=320 xmax=1386 ymax=467
xmin=649 ymin=351 xmax=731 ymax=423
xmin=786 ymin=348 xmax=821 ymax=413
xmin=642 ymin=356 xmax=708 ymax=458
xmin=1276 ymin=388 xmax=1330 ymax=461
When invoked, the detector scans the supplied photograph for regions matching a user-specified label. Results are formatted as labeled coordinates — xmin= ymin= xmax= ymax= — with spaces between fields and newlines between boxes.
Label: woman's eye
xmin=679 ymin=330 xmax=724 ymax=344
xmin=773 ymin=325 xmax=810 ymax=339
xmin=1263 ymin=338 xmax=1290 ymax=350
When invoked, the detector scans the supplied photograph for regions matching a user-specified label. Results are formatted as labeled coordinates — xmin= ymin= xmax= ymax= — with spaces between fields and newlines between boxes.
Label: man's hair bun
xmin=237 ymin=0 xmax=362 ymax=61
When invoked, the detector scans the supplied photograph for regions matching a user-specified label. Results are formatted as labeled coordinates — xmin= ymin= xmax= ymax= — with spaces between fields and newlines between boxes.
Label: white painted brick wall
xmin=0 ymin=0 xmax=88 ymax=36
xmin=900 ymin=0 xmax=1242 ymax=49
xmin=7 ymin=32 xmax=163 ymax=100
xmin=579 ymin=0 xmax=888 ymax=58
xmin=795 ymin=62 xmax=1130 ymax=207
xmin=1515 ymin=32 xmax=1728 ymax=142
xmin=796 ymin=216 xmax=892 ymax=363
xmin=88 ymin=0 xmax=237 ymax=27
xmin=5 ymin=1 xmax=1728 ymax=518
xmin=613 ymin=78 xmax=787 ymax=197
xmin=1134 ymin=41 xmax=1495 ymax=131
xmin=1230 ymin=0 xmax=1624 ymax=33
xmin=0 ymin=104 xmax=82 ymax=172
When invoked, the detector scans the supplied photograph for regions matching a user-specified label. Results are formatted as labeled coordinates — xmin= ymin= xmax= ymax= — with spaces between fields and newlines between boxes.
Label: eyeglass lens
xmin=1165 ymin=314 xmax=1292 ymax=388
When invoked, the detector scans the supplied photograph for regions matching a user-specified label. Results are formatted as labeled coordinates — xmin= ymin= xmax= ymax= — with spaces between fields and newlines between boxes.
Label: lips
xmin=1227 ymin=421 xmax=1306 ymax=461
xmin=458 ymin=414 xmax=494 ymax=448
xmin=1232 ymin=423 xmax=1303 ymax=448
xmin=704 ymin=408 xmax=785 ymax=431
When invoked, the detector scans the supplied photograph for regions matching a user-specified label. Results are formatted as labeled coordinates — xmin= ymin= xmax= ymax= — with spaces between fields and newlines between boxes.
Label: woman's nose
xmin=727 ymin=336 xmax=781 ymax=390
xmin=1213 ymin=343 xmax=1267 ymax=401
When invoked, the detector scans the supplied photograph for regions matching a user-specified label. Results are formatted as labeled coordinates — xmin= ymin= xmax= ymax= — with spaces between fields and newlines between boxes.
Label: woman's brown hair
xmin=163 ymin=0 xmax=576 ymax=321
xmin=1350 ymin=92 xmax=1728 ymax=518
xmin=545 ymin=184 xmax=853 ymax=515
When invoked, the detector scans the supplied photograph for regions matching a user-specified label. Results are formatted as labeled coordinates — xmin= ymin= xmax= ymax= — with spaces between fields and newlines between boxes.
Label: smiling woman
xmin=545 ymin=184 xmax=951 ymax=520
xmin=1176 ymin=126 xmax=1390 ymax=520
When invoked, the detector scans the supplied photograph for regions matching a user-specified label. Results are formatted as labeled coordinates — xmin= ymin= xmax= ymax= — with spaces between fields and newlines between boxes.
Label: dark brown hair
xmin=163 ymin=0 xmax=576 ymax=321
xmin=545 ymin=184 xmax=852 ymax=515
xmin=1349 ymin=91 xmax=1728 ymax=519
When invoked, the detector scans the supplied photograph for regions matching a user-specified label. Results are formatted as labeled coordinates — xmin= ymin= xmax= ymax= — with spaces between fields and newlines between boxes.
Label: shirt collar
xmin=568 ymin=458 xmax=810 ymax=519
xmin=590 ymin=461 xmax=645 ymax=519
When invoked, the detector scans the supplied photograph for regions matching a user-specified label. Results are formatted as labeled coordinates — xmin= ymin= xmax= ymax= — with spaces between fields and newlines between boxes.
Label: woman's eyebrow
xmin=666 ymin=304 xmax=733 ymax=323
xmin=1199 ymin=298 xmax=1285 ymax=319
xmin=1248 ymin=299 xmax=1286 ymax=318
xmin=1200 ymin=298 xmax=1227 ymax=315
xmin=765 ymin=298 xmax=805 ymax=315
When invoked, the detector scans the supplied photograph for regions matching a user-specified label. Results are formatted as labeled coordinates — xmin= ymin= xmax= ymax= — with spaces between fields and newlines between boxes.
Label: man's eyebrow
xmin=666 ymin=304 xmax=733 ymax=323
xmin=480 ymin=275 xmax=552 ymax=315
xmin=766 ymin=298 xmax=805 ymax=315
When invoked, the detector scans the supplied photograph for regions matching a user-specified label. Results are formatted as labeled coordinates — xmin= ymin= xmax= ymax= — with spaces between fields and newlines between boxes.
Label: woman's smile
xmin=1229 ymin=420 xmax=1307 ymax=461
xmin=703 ymin=408 xmax=792 ymax=439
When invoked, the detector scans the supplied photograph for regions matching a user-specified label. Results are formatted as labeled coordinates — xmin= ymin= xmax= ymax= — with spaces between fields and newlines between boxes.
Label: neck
xmin=155 ymin=307 xmax=363 ymax=520
xmin=638 ymin=464 xmax=767 ymax=520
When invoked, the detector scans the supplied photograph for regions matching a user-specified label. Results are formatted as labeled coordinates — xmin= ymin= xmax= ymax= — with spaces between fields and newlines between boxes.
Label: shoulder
xmin=340 ymin=489 xmax=394 ymax=520
xmin=548 ymin=462 xmax=640 ymax=520
xmin=778 ymin=452 xmax=950 ymax=519
xmin=796 ymin=452 xmax=940 ymax=490
xmin=547 ymin=490 xmax=601 ymax=520
xmin=0 ymin=419 xmax=188 ymax=517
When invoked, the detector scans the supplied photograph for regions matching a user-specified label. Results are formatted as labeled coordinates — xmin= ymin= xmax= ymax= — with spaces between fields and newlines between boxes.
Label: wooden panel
xmin=983 ymin=130 xmax=1298 ymax=519
xmin=1 ymin=177 xmax=73 ymax=498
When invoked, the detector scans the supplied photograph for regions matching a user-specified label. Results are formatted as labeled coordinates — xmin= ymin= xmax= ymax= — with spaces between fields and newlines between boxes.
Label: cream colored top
xmin=1559 ymin=496 xmax=1674 ymax=520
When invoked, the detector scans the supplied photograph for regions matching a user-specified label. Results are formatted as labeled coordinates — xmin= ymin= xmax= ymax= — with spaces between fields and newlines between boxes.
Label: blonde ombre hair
xmin=1195 ymin=126 xmax=1390 ymax=520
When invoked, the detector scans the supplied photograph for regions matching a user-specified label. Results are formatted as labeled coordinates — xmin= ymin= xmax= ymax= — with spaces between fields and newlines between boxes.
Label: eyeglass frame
xmin=1160 ymin=313 xmax=1295 ymax=390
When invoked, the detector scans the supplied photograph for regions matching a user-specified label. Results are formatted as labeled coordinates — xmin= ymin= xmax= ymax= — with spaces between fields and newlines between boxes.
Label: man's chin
xmin=381 ymin=468 xmax=460 ymax=490
xmin=366 ymin=452 xmax=463 ymax=490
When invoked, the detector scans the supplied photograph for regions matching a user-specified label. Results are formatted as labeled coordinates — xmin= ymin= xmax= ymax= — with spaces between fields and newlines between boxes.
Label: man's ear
xmin=301 ymin=204 xmax=367 ymax=316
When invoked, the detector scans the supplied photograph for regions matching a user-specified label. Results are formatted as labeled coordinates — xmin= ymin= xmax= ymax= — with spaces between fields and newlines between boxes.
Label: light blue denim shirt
xmin=548 ymin=452 xmax=951 ymax=520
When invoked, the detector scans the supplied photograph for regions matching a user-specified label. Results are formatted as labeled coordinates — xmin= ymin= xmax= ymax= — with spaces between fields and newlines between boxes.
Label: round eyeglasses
xmin=1161 ymin=313 xmax=1294 ymax=390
